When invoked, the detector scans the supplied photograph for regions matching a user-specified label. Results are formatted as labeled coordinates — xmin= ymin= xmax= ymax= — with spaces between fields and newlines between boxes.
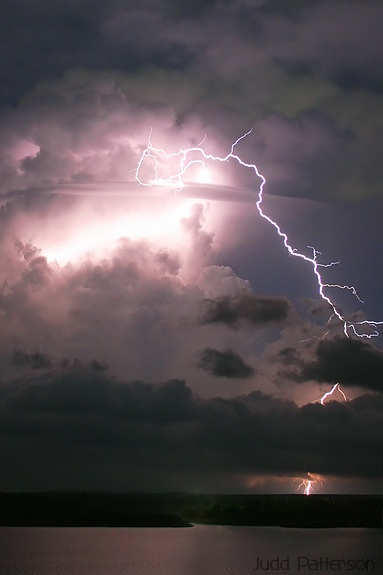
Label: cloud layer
xmin=1 ymin=363 xmax=382 ymax=491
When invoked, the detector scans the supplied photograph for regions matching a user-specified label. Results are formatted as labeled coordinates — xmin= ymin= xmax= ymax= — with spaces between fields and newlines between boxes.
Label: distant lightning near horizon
xmin=296 ymin=478 xmax=314 ymax=496
xmin=295 ymin=473 xmax=324 ymax=496
xmin=136 ymin=129 xmax=383 ymax=340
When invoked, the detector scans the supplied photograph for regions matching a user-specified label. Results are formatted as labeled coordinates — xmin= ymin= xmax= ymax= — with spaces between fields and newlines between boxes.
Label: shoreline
xmin=1 ymin=492 xmax=381 ymax=529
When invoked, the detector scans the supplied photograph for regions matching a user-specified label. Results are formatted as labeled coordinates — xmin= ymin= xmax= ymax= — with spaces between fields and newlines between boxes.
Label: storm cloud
xmin=11 ymin=348 xmax=52 ymax=370
xmin=198 ymin=347 xmax=255 ymax=379
xmin=301 ymin=337 xmax=383 ymax=393
xmin=0 ymin=365 xmax=382 ymax=491
xmin=0 ymin=0 xmax=382 ymax=493
xmin=202 ymin=292 xmax=291 ymax=327
xmin=0 ymin=1 xmax=383 ymax=201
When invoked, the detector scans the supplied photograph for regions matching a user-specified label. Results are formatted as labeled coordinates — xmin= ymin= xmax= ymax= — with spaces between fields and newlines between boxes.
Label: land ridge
xmin=0 ymin=492 xmax=381 ymax=528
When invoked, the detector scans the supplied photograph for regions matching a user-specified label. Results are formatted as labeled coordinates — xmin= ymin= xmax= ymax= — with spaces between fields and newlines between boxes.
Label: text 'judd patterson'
xmin=252 ymin=556 xmax=376 ymax=571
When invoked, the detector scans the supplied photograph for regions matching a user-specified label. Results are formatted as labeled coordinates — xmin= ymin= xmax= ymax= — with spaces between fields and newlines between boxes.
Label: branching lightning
xmin=135 ymin=129 xmax=383 ymax=339
xmin=316 ymin=382 xmax=350 ymax=405
xmin=295 ymin=473 xmax=324 ymax=495
xmin=296 ymin=478 xmax=313 ymax=496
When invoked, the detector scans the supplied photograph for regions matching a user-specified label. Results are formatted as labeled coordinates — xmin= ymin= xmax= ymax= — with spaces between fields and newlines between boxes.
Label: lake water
xmin=0 ymin=525 xmax=381 ymax=575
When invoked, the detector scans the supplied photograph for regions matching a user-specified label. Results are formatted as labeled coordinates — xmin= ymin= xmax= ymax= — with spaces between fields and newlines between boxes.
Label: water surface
xmin=0 ymin=525 xmax=381 ymax=575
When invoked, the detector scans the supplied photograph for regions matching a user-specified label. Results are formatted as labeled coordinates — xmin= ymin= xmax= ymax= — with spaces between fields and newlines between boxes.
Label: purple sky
xmin=0 ymin=0 xmax=382 ymax=494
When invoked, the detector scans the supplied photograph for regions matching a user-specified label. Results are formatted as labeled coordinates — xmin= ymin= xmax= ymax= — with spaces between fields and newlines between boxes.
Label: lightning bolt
xmin=295 ymin=473 xmax=324 ymax=495
xmin=316 ymin=382 xmax=350 ymax=405
xmin=135 ymin=129 xmax=383 ymax=339
xmin=296 ymin=479 xmax=313 ymax=496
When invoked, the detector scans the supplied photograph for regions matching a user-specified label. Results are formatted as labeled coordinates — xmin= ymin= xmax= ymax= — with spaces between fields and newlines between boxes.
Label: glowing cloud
xmin=39 ymin=194 xmax=196 ymax=265
xmin=135 ymin=129 xmax=383 ymax=340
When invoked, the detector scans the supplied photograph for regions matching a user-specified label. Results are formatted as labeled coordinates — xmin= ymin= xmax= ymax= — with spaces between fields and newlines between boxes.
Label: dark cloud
xmin=270 ymin=346 xmax=305 ymax=383
xmin=202 ymin=292 xmax=291 ymax=327
xmin=0 ymin=366 xmax=382 ymax=490
xmin=0 ymin=0 xmax=195 ymax=108
xmin=273 ymin=347 xmax=303 ymax=367
xmin=90 ymin=359 xmax=109 ymax=372
xmin=198 ymin=347 xmax=255 ymax=379
xmin=11 ymin=348 xmax=52 ymax=370
xmin=270 ymin=0 xmax=383 ymax=91
xmin=300 ymin=337 xmax=383 ymax=393
xmin=244 ymin=111 xmax=364 ymax=201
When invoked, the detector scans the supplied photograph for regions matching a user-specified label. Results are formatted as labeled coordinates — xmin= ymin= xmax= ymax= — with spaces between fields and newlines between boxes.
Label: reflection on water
xmin=0 ymin=525 xmax=381 ymax=575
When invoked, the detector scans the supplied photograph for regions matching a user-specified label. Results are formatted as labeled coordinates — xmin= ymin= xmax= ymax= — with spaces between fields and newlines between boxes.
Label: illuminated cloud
xmin=0 ymin=0 xmax=382 ymax=493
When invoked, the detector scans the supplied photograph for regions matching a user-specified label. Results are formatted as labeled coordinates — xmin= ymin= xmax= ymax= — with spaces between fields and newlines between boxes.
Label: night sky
xmin=1 ymin=0 xmax=383 ymax=494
